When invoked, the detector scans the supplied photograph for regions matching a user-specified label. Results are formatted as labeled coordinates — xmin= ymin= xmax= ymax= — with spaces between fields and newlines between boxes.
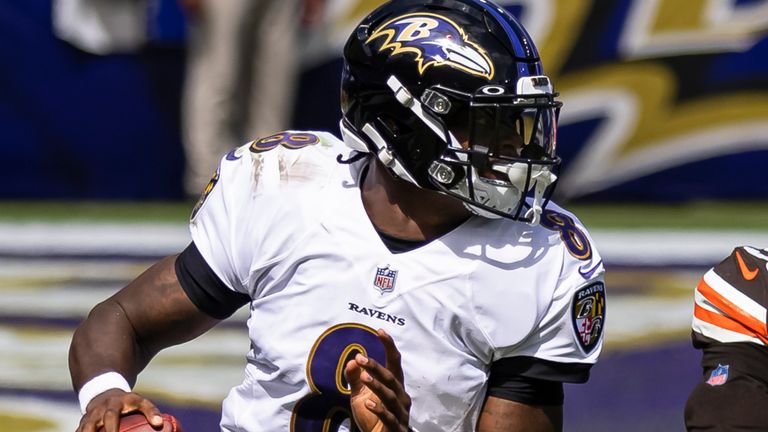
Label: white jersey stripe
xmin=693 ymin=289 xmax=721 ymax=314
xmin=702 ymin=270 xmax=767 ymax=324
xmin=692 ymin=316 xmax=765 ymax=345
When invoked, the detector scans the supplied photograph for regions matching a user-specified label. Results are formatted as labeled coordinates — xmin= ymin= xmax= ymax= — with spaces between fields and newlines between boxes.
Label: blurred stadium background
xmin=2 ymin=0 xmax=768 ymax=431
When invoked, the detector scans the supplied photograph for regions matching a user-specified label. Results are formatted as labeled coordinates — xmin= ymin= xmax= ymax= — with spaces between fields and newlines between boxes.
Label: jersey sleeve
xmin=508 ymin=207 xmax=605 ymax=379
xmin=487 ymin=358 xmax=565 ymax=405
xmin=175 ymin=242 xmax=251 ymax=319
xmin=188 ymin=142 xmax=259 ymax=296
xmin=188 ymin=131 xmax=346 ymax=299
xmin=478 ymin=206 xmax=606 ymax=383
xmin=692 ymin=246 xmax=768 ymax=345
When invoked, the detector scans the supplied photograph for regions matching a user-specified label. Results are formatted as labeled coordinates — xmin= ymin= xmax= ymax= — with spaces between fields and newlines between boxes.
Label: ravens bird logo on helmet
xmin=366 ymin=12 xmax=494 ymax=80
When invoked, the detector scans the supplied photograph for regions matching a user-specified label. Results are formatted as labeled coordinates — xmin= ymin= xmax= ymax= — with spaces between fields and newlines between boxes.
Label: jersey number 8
xmin=250 ymin=132 xmax=320 ymax=153
xmin=540 ymin=210 xmax=592 ymax=260
xmin=291 ymin=323 xmax=386 ymax=432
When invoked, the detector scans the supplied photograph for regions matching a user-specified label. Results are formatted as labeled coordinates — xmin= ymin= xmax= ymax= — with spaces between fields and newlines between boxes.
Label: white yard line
xmin=591 ymin=229 xmax=768 ymax=266
xmin=0 ymin=395 xmax=81 ymax=432
xmin=0 ymin=324 xmax=248 ymax=403
xmin=604 ymin=295 xmax=694 ymax=345
xmin=0 ymin=279 xmax=251 ymax=323
xmin=0 ymin=222 xmax=189 ymax=256
xmin=0 ymin=258 xmax=250 ymax=322
xmin=1 ymin=221 xmax=766 ymax=265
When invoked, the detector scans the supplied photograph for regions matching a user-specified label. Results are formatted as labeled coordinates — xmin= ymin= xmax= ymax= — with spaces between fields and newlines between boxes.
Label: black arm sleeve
xmin=487 ymin=356 xmax=593 ymax=405
xmin=174 ymin=242 xmax=250 ymax=320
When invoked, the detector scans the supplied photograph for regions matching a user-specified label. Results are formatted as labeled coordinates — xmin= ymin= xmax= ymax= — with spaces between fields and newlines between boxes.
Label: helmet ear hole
xmin=374 ymin=115 xmax=424 ymax=164
xmin=376 ymin=116 xmax=432 ymax=167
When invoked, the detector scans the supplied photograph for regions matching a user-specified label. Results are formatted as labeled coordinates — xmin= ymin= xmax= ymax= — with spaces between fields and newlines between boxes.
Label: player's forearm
xmin=68 ymin=298 xmax=150 ymax=392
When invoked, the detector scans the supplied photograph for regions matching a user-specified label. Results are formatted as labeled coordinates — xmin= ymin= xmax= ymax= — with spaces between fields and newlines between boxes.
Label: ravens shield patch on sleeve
xmin=571 ymin=282 xmax=606 ymax=354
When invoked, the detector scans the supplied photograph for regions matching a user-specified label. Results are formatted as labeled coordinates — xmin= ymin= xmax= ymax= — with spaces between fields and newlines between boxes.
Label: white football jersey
xmin=189 ymin=131 xmax=606 ymax=432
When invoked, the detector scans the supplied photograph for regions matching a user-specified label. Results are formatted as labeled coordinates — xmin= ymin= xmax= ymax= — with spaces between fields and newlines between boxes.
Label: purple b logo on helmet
xmin=366 ymin=12 xmax=495 ymax=79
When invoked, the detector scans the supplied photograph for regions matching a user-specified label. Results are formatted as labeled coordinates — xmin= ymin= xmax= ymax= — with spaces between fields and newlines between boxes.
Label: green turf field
xmin=0 ymin=200 xmax=765 ymax=230
xmin=0 ymin=201 xmax=195 ymax=224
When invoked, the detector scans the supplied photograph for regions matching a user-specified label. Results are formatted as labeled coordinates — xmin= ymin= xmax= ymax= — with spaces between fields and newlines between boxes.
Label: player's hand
xmin=76 ymin=389 xmax=163 ymax=432
xmin=346 ymin=329 xmax=411 ymax=432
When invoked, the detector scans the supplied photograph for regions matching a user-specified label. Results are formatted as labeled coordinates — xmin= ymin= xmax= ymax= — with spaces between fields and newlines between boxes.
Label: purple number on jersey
xmin=540 ymin=210 xmax=592 ymax=260
xmin=290 ymin=323 xmax=386 ymax=432
xmin=250 ymin=132 xmax=320 ymax=153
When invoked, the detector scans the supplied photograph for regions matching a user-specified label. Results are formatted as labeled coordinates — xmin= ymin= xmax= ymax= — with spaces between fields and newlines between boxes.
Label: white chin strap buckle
xmin=524 ymin=169 xmax=557 ymax=226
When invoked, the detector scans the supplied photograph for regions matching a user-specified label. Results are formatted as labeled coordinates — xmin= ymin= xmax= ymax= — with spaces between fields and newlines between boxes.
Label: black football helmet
xmin=340 ymin=0 xmax=562 ymax=224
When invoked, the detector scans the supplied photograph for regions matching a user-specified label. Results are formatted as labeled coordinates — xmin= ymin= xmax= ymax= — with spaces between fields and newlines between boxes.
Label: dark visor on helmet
xmin=421 ymin=84 xmax=561 ymax=169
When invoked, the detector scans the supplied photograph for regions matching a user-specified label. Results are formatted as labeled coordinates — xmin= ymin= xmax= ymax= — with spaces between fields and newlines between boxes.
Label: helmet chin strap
xmin=362 ymin=123 xmax=419 ymax=184
xmin=339 ymin=119 xmax=370 ymax=152
xmin=339 ymin=119 xmax=418 ymax=184
xmin=526 ymin=170 xmax=557 ymax=225
xmin=341 ymin=75 xmax=460 ymax=186
xmin=487 ymin=164 xmax=557 ymax=226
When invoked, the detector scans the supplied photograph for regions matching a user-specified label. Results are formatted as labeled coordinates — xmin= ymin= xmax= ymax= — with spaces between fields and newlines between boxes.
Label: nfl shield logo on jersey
xmin=571 ymin=282 xmax=606 ymax=353
xmin=373 ymin=266 xmax=398 ymax=294
xmin=706 ymin=364 xmax=729 ymax=386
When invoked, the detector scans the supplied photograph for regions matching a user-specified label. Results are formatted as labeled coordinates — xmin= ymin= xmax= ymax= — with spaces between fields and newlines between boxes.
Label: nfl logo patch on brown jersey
xmin=571 ymin=282 xmax=606 ymax=353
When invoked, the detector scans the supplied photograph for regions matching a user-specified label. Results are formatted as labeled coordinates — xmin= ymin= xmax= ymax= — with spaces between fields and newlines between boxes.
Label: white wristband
xmin=78 ymin=372 xmax=132 ymax=414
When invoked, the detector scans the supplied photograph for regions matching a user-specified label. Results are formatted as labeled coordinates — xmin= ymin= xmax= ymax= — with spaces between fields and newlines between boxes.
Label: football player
xmin=69 ymin=1 xmax=606 ymax=431
xmin=685 ymin=246 xmax=768 ymax=430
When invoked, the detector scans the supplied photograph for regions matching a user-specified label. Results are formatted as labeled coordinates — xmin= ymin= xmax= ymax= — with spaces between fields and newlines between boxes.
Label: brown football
xmin=97 ymin=413 xmax=183 ymax=432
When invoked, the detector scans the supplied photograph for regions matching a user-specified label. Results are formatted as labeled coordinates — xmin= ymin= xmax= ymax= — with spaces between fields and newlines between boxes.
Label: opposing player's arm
xmin=69 ymin=254 xmax=221 ymax=430
xmin=476 ymin=396 xmax=562 ymax=432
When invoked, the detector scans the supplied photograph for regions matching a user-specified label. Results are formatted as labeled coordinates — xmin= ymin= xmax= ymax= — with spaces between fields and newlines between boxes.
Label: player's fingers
xmin=101 ymin=405 xmax=122 ymax=432
xmin=377 ymin=328 xmax=404 ymax=383
xmin=364 ymin=398 xmax=403 ymax=430
xmin=360 ymin=369 xmax=410 ymax=423
xmin=77 ymin=389 xmax=142 ymax=432
xmin=85 ymin=411 xmax=106 ymax=432
xmin=345 ymin=356 xmax=366 ymax=393
xmin=358 ymin=354 xmax=405 ymax=397
xmin=120 ymin=392 xmax=146 ymax=410
xmin=79 ymin=421 xmax=97 ymax=432
xmin=136 ymin=398 xmax=164 ymax=427
xmin=355 ymin=350 xmax=411 ymax=425
xmin=77 ymin=412 xmax=97 ymax=432
xmin=82 ymin=405 xmax=112 ymax=432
